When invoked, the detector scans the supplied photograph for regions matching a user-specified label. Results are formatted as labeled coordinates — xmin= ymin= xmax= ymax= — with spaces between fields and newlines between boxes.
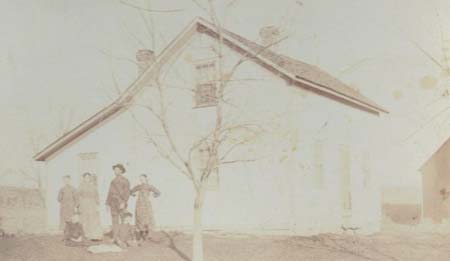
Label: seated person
xmin=115 ymin=212 xmax=139 ymax=248
xmin=64 ymin=213 xmax=93 ymax=247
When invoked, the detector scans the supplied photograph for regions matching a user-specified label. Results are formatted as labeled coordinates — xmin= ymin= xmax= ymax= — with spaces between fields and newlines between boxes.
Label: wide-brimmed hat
xmin=112 ymin=164 xmax=126 ymax=173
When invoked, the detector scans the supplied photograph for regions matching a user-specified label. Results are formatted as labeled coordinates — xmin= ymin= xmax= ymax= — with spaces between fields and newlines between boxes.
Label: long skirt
xmin=79 ymin=198 xmax=103 ymax=240
xmin=135 ymin=194 xmax=155 ymax=232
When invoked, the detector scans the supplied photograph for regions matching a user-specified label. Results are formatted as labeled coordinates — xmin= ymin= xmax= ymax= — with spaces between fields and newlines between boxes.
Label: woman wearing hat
xmin=77 ymin=172 xmax=103 ymax=240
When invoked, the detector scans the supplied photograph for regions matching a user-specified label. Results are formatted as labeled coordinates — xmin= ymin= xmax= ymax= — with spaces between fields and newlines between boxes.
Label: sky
xmin=0 ymin=0 xmax=450 ymax=188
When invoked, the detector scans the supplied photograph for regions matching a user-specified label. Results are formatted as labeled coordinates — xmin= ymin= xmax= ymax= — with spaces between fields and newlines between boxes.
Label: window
xmin=194 ymin=61 xmax=217 ymax=107
xmin=77 ymin=152 xmax=99 ymax=184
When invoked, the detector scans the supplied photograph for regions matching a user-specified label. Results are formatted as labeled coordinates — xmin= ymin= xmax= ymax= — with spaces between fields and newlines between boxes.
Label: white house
xmin=34 ymin=17 xmax=387 ymax=235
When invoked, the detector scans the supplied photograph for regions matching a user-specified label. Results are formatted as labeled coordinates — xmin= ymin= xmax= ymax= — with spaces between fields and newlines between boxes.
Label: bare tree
xmin=117 ymin=1 xmax=289 ymax=261
xmin=402 ymin=7 xmax=450 ymax=141
xmin=17 ymin=103 xmax=77 ymax=204
xmin=128 ymin=56 xmax=266 ymax=261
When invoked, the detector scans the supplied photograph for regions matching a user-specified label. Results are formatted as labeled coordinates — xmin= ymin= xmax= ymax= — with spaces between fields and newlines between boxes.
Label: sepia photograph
xmin=1 ymin=0 xmax=450 ymax=260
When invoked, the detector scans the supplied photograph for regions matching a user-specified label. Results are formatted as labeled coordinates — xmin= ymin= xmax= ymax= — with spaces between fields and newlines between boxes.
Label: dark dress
xmin=131 ymin=183 xmax=161 ymax=232
xmin=58 ymin=185 xmax=78 ymax=230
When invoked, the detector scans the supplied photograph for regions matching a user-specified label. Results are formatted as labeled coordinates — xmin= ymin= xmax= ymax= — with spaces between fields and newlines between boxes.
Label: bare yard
xmin=1 ymin=231 xmax=450 ymax=261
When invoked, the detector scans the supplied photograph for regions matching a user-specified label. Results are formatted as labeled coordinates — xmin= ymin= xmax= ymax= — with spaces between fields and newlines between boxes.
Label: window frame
xmin=192 ymin=58 xmax=218 ymax=108
xmin=77 ymin=152 xmax=100 ymax=185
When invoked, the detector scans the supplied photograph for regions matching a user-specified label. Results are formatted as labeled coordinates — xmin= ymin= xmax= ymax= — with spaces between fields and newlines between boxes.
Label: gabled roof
xmin=206 ymin=20 xmax=386 ymax=114
xmin=34 ymin=17 xmax=387 ymax=162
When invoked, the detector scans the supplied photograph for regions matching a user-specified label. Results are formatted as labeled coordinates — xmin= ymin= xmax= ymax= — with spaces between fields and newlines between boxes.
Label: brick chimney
xmin=136 ymin=49 xmax=156 ymax=75
xmin=259 ymin=26 xmax=281 ymax=48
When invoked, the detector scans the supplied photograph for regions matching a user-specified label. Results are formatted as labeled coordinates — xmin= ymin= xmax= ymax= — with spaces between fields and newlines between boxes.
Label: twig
xmin=190 ymin=0 xmax=209 ymax=13
xmin=120 ymin=20 xmax=147 ymax=49
xmin=402 ymin=106 xmax=450 ymax=142
xmin=220 ymin=158 xmax=261 ymax=165
xmin=120 ymin=1 xmax=184 ymax=13
xmin=409 ymin=39 xmax=446 ymax=71
xmin=95 ymin=48 xmax=139 ymax=66
xmin=139 ymin=0 xmax=156 ymax=50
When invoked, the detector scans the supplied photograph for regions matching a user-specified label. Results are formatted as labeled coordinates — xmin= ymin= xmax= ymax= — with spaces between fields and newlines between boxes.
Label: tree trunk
xmin=192 ymin=188 xmax=205 ymax=261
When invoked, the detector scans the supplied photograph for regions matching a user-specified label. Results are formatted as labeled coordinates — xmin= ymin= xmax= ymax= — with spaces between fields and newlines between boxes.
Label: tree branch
xmin=409 ymin=39 xmax=446 ymax=71
xmin=120 ymin=0 xmax=185 ymax=13
xmin=128 ymin=109 xmax=195 ymax=182
xmin=220 ymin=158 xmax=261 ymax=165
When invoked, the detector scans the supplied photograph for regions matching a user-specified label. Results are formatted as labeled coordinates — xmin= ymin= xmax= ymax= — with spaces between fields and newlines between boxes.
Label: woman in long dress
xmin=131 ymin=174 xmax=161 ymax=240
xmin=78 ymin=172 xmax=103 ymax=240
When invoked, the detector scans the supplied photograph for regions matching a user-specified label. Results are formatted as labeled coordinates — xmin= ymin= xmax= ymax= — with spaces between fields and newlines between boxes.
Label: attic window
xmin=194 ymin=61 xmax=217 ymax=107
xmin=77 ymin=152 xmax=99 ymax=183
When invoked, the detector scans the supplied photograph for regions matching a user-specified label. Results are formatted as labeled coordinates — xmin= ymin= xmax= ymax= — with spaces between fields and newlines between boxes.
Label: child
xmin=130 ymin=174 xmax=161 ymax=241
xmin=64 ymin=213 xmax=92 ymax=247
xmin=115 ymin=212 xmax=139 ymax=248
xmin=58 ymin=175 xmax=78 ymax=230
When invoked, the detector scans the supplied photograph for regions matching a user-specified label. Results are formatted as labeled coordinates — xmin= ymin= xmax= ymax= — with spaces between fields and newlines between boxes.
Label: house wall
xmin=421 ymin=138 xmax=450 ymax=223
xmin=375 ymin=89 xmax=450 ymax=213
xmin=41 ymin=30 xmax=382 ymax=235
xmin=381 ymin=187 xmax=421 ymax=225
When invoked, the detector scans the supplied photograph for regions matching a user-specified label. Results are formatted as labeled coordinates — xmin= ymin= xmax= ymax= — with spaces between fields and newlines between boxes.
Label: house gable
xmin=34 ymin=17 xmax=386 ymax=162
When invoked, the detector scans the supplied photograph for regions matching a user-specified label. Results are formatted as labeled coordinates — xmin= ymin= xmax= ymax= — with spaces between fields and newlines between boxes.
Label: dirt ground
xmin=1 ymin=231 xmax=450 ymax=261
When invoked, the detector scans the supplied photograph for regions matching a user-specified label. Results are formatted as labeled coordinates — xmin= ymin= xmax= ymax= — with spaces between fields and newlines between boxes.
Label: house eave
xmin=33 ymin=104 xmax=125 ymax=162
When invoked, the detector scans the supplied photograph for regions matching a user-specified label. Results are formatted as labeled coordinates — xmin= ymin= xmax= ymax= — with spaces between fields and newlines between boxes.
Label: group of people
xmin=58 ymin=163 xmax=161 ymax=248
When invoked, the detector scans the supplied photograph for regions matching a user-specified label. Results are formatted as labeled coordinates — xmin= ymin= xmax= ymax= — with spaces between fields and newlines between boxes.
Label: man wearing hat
xmin=106 ymin=164 xmax=130 ymax=242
